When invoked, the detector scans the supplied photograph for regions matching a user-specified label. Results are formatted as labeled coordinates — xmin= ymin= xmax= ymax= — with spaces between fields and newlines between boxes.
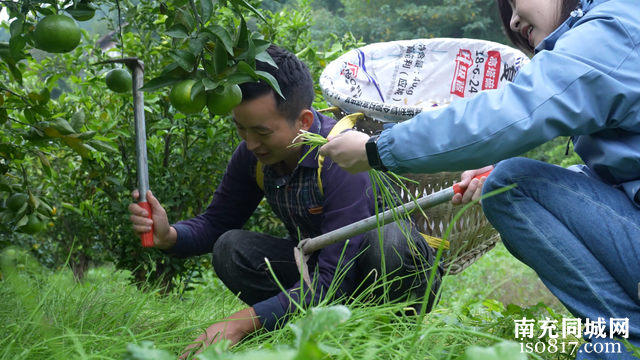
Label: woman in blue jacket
xmin=320 ymin=0 xmax=640 ymax=358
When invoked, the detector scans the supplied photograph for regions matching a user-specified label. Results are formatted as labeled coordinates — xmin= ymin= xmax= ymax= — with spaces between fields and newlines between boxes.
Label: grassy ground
xmin=440 ymin=242 xmax=566 ymax=313
xmin=1 ymin=243 xmax=637 ymax=360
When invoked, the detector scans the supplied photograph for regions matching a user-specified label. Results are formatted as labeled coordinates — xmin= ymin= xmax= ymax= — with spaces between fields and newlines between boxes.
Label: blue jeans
xmin=482 ymin=158 xmax=640 ymax=359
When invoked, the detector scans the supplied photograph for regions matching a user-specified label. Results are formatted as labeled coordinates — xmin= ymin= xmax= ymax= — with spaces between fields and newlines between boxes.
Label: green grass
xmin=3 ymin=241 xmax=613 ymax=360
xmin=439 ymin=241 xmax=567 ymax=314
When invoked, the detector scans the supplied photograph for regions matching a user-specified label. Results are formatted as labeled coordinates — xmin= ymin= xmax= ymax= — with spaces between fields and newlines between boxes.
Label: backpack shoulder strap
xmin=256 ymin=161 xmax=264 ymax=191
xmin=316 ymin=113 xmax=364 ymax=196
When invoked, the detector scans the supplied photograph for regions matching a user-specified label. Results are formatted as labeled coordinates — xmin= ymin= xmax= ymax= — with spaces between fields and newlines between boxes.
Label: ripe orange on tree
xmin=34 ymin=14 xmax=81 ymax=53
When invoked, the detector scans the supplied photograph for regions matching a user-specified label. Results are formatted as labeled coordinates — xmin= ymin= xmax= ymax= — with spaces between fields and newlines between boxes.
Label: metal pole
xmin=131 ymin=61 xmax=148 ymax=204
xmin=300 ymin=187 xmax=455 ymax=255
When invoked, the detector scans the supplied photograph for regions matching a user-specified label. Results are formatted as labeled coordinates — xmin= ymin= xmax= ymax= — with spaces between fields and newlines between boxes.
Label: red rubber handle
xmin=139 ymin=202 xmax=155 ymax=248
xmin=452 ymin=170 xmax=492 ymax=195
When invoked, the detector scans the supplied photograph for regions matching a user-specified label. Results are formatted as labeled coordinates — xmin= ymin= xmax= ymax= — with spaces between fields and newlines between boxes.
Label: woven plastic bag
xmin=319 ymin=38 xmax=529 ymax=122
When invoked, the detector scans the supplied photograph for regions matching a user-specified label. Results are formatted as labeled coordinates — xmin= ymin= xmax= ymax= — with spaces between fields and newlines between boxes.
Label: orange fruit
xmin=20 ymin=214 xmax=46 ymax=235
xmin=106 ymin=69 xmax=132 ymax=94
xmin=6 ymin=193 xmax=28 ymax=212
xmin=169 ymin=80 xmax=206 ymax=114
xmin=34 ymin=15 xmax=81 ymax=54
xmin=206 ymin=84 xmax=242 ymax=116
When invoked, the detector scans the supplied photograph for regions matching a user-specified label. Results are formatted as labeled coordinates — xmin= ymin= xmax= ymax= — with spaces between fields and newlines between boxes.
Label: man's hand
xmin=180 ymin=307 xmax=262 ymax=359
xmin=451 ymin=165 xmax=494 ymax=205
xmin=128 ymin=190 xmax=176 ymax=249
xmin=318 ymin=131 xmax=371 ymax=174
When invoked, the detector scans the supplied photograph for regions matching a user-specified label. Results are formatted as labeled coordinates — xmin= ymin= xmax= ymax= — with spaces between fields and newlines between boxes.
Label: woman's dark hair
xmin=497 ymin=0 xmax=581 ymax=54
xmin=238 ymin=44 xmax=315 ymax=125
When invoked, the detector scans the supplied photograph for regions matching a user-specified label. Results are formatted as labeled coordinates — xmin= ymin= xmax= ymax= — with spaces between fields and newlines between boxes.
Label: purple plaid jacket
xmin=168 ymin=111 xmax=377 ymax=330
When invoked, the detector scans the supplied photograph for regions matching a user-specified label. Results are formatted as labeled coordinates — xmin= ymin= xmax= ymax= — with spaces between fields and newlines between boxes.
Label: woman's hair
xmin=496 ymin=0 xmax=581 ymax=53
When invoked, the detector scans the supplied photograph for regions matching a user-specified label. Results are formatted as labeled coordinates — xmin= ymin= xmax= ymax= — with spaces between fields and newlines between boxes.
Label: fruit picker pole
xmin=93 ymin=58 xmax=154 ymax=248
xmin=293 ymin=170 xmax=492 ymax=289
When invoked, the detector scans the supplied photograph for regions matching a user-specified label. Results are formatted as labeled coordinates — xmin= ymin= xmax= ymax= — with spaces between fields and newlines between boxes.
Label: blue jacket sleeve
xmin=253 ymin=155 xmax=376 ymax=330
xmin=377 ymin=12 xmax=638 ymax=174
xmin=167 ymin=142 xmax=264 ymax=258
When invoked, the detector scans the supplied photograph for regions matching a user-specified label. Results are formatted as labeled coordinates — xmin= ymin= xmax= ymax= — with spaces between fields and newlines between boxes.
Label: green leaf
xmin=256 ymin=70 xmax=285 ymax=99
xmin=139 ymin=76 xmax=180 ymax=92
xmin=202 ymin=78 xmax=218 ymax=90
xmin=37 ymin=152 xmax=51 ymax=168
xmin=16 ymin=214 xmax=28 ymax=228
xmin=65 ymin=5 xmax=96 ymax=20
xmin=0 ymin=210 xmax=14 ymax=223
xmin=213 ymin=39 xmax=228 ymax=76
xmin=43 ymin=166 xmax=53 ymax=178
xmin=28 ymin=92 xmax=45 ymax=101
xmin=165 ymin=24 xmax=190 ymax=39
xmin=160 ymin=62 xmax=181 ymax=76
xmin=188 ymin=35 xmax=208 ymax=56
xmin=289 ymin=306 xmax=351 ymax=349
xmin=62 ymin=136 xmax=91 ymax=158
xmin=50 ymin=118 xmax=76 ymax=135
xmin=176 ymin=8 xmax=195 ymax=33
xmin=32 ymin=105 xmax=51 ymax=118
xmin=124 ymin=341 xmax=176 ymax=360
xmin=237 ymin=61 xmax=258 ymax=80
xmin=255 ymin=51 xmax=277 ymax=69
xmin=9 ymin=35 xmax=26 ymax=58
xmin=190 ymin=80 xmax=204 ymax=101
xmin=35 ymin=7 xmax=55 ymax=16
xmin=203 ymin=25 xmax=234 ymax=54
xmin=9 ymin=17 xmax=22 ymax=38
xmin=7 ymin=63 xmax=22 ymax=85
xmin=252 ymin=39 xmax=270 ymax=54
xmin=227 ymin=72 xmax=257 ymax=85
xmin=246 ymin=36 xmax=256 ymax=65
xmin=228 ymin=0 xmax=266 ymax=23
xmin=72 ymin=131 xmax=97 ymax=140
xmin=38 ymin=88 xmax=50 ymax=105
xmin=235 ymin=17 xmax=249 ymax=49
xmin=70 ymin=109 xmax=85 ymax=132
xmin=88 ymin=139 xmax=117 ymax=153
xmin=169 ymin=50 xmax=196 ymax=72
xmin=200 ymin=0 xmax=213 ymax=24
xmin=23 ymin=109 xmax=35 ymax=124
xmin=458 ymin=342 xmax=526 ymax=360
xmin=61 ymin=202 xmax=83 ymax=216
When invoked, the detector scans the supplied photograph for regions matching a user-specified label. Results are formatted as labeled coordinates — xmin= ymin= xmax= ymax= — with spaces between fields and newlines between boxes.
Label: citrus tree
xmin=1 ymin=0 xmax=363 ymax=287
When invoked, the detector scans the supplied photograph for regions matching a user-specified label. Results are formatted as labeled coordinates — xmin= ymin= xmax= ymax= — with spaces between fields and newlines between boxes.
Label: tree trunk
xmin=70 ymin=253 xmax=89 ymax=282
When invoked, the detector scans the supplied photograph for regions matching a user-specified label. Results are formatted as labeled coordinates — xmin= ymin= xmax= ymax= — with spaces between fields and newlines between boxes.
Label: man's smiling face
xmin=232 ymin=92 xmax=309 ymax=167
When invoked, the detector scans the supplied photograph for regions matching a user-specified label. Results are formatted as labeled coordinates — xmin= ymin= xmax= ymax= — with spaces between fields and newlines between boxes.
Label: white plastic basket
xmin=319 ymin=38 xmax=529 ymax=122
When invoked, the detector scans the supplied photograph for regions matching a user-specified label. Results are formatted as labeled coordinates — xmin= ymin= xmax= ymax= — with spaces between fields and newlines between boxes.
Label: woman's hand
xmin=451 ymin=165 xmax=495 ymax=205
xmin=318 ymin=131 xmax=371 ymax=174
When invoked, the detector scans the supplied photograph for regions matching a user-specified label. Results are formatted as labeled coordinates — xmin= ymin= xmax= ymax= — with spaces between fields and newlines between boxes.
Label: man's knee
xmin=359 ymin=223 xmax=417 ymax=271
xmin=211 ymin=229 xmax=246 ymax=279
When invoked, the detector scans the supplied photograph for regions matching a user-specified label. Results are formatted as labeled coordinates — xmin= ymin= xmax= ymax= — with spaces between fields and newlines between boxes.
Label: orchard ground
xmin=3 ymin=240 xmax=620 ymax=360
